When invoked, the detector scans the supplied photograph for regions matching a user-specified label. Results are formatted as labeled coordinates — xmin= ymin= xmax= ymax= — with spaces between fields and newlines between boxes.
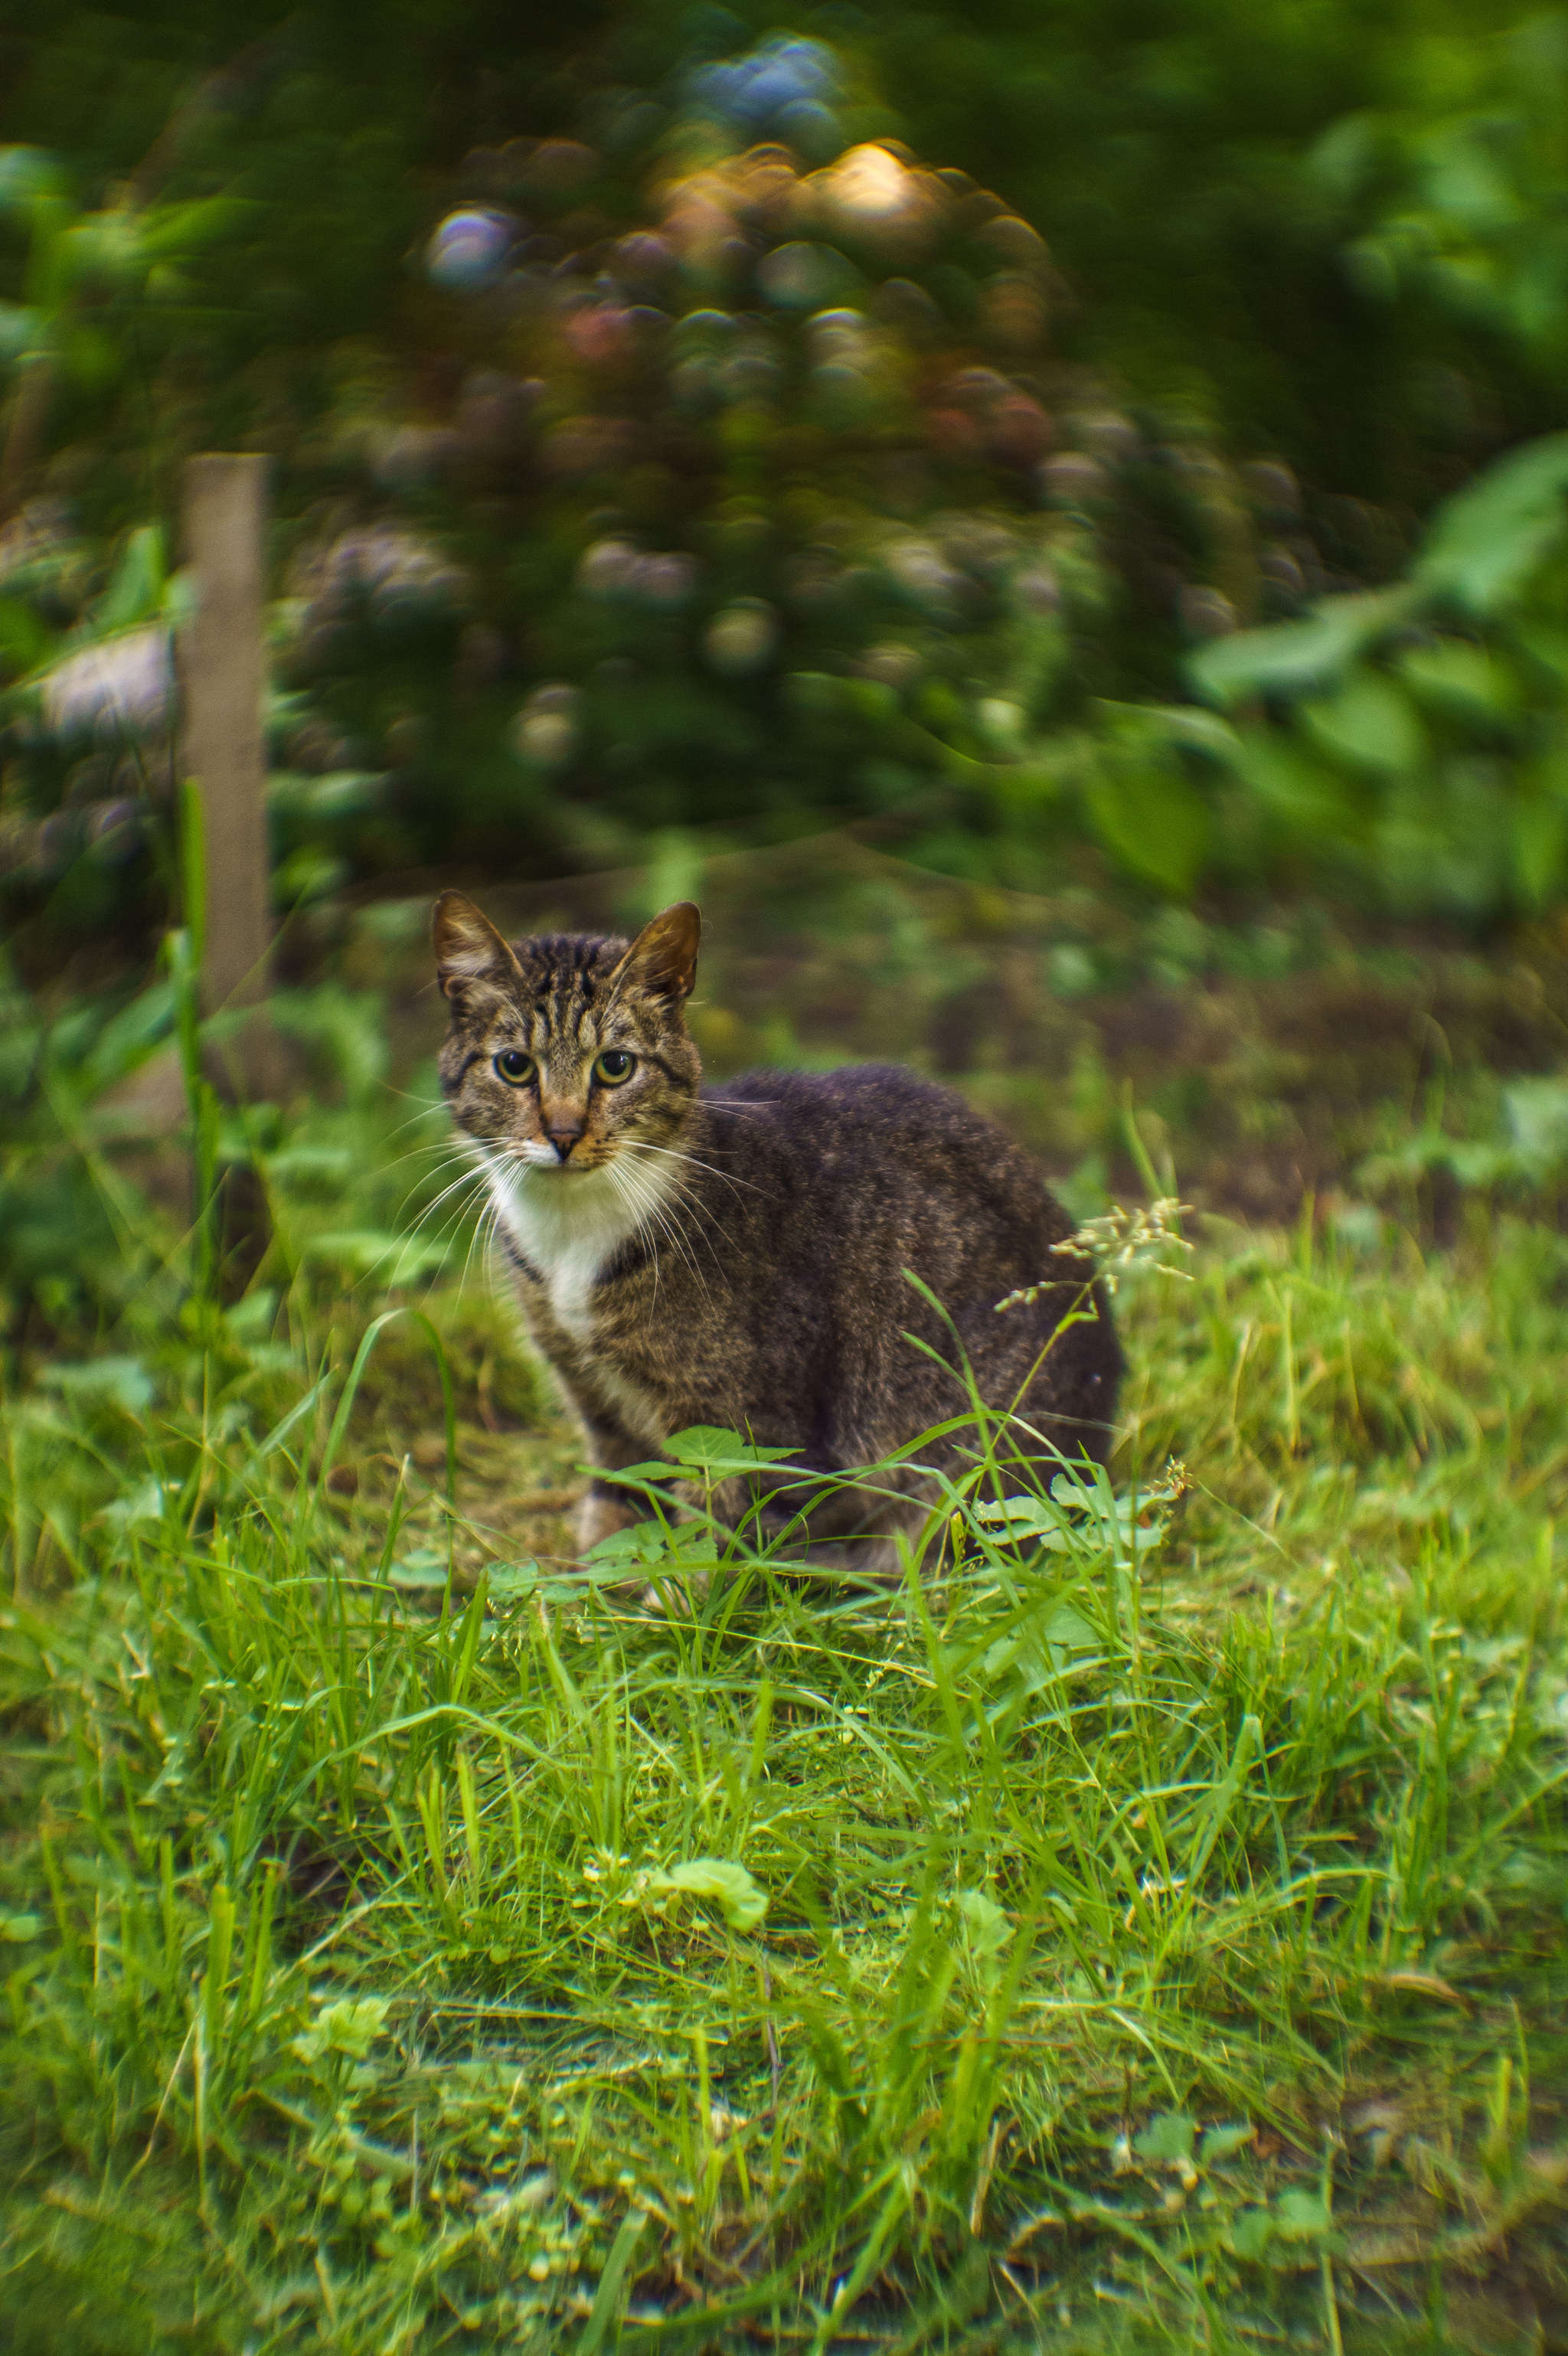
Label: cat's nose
xmin=547 ymin=1120 xmax=584 ymax=1162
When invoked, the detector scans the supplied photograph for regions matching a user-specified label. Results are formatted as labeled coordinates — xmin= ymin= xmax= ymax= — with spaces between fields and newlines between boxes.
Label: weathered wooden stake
xmin=180 ymin=453 xmax=275 ymax=1069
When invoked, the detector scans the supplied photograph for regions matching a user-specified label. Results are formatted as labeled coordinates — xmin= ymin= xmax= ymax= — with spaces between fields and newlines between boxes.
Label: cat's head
xmin=433 ymin=894 xmax=703 ymax=1172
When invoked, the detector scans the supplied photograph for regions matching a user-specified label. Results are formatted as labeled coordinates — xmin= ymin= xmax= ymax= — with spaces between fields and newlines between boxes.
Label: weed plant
xmin=2 ymin=1090 xmax=1567 ymax=2352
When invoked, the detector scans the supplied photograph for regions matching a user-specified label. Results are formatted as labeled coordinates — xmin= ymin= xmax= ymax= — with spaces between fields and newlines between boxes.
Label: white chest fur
xmin=483 ymin=1150 xmax=677 ymax=1341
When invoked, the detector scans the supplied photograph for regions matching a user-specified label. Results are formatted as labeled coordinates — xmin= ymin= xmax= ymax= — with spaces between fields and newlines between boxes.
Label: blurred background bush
xmin=6 ymin=0 xmax=1568 ymax=971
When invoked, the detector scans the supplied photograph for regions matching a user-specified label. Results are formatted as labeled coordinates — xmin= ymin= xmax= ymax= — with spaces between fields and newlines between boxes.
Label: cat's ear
xmin=433 ymin=891 xmax=522 ymax=1004
xmin=614 ymin=901 xmax=701 ymax=1004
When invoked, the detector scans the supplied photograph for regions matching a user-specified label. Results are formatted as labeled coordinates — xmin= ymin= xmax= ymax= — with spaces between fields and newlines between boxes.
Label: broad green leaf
xmin=1187 ymin=589 xmax=1413 ymax=706
xmin=1 ymin=1913 xmax=41 ymax=1943
xmin=665 ymin=1425 xmax=798 ymax=1475
xmin=267 ymin=770 xmax=386 ymax=821
xmin=139 ymin=195 xmax=253 ymax=260
xmin=41 ymin=1355 xmax=153 ymax=1416
xmin=1085 ymin=764 xmax=1210 ymax=897
xmin=96 ymin=525 xmax=166 ymax=635
xmin=1227 ymin=739 xmax=1367 ymax=835
xmin=1230 ymin=2207 xmax=1274 ymax=2260
xmin=652 ymin=1858 xmax=769 ymax=1933
xmin=585 ymin=1520 xmax=670 ymax=1567
xmin=1272 ymin=2188 xmax=1331 ymax=2240
xmin=974 ymin=1495 xmax=1054 ymax=1534
xmin=291 ymin=1996 xmax=390 ymax=2065
xmin=1415 ymin=431 xmax=1568 ymax=614
xmin=1200 ymin=2122 xmax=1255 ymax=2165
xmin=0 ymin=592 xmax=54 ymax=674
xmin=1096 ymin=700 xmax=1241 ymax=760
xmin=485 ymin=1561 xmax=542 ymax=1596
xmin=1396 ymin=639 xmax=1518 ymax=724
xmin=302 ymin=1230 xmax=450 ymax=1280
xmin=1503 ymin=1077 xmax=1568 ymax=1171
xmin=78 ymin=980 xmax=175 ymax=1096
xmin=387 ymin=1551 xmax=451 ymax=1590
xmin=1134 ymin=2111 xmax=1196 ymax=2165
xmin=957 ymin=1889 xmax=1014 ymax=1956
xmin=1299 ymin=671 xmax=1426 ymax=774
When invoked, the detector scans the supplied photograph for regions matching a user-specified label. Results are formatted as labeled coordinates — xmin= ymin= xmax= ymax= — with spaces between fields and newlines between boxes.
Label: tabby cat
xmin=434 ymin=893 xmax=1121 ymax=1564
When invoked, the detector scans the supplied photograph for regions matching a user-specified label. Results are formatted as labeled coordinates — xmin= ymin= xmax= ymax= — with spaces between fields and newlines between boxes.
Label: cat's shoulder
xmin=707 ymin=1063 xmax=1001 ymax=1134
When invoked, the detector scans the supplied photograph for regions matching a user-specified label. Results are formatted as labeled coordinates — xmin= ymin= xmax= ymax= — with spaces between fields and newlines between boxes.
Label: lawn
xmin=2 ymin=930 xmax=1568 ymax=2352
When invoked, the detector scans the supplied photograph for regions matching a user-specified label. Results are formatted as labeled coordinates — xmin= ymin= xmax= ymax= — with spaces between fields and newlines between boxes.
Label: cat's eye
xmin=494 ymin=1049 xmax=536 ymax=1087
xmin=593 ymin=1049 xmax=635 ymax=1087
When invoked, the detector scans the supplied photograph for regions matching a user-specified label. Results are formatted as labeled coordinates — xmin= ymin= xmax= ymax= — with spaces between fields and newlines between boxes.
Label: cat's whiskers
xmin=391 ymin=1148 xmax=494 ymax=1275
xmin=610 ymin=1158 xmax=703 ymax=1297
xmin=466 ymin=1190 xmax=510 ymax=1294
xmin=603 ymin=1157 xmax=666 ymax=1305
xmin=625 ymin=1137 xmax=772 ymax=1206
xmin=610 ymin=1151 xmax=715 ymax=1303
xmin=616 ymin=1145 xmax=730 ymax=1283
xmin=399 ymin=1151 xmax=491 ymax=1237
xmin=390 ymin=1142 xmax=487 ymax=1223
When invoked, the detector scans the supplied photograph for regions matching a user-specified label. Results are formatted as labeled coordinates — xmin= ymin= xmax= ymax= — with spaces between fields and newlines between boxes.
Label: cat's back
xmin=704 ymin=1062 xmax=1070 ymax=1231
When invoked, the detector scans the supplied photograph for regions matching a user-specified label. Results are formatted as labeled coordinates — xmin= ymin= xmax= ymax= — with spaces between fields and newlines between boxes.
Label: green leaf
xmin=1096 ymin=700 xmax=1242 ymax=760
xmin=1503 ymin=1077 xmax=1568 ymax=1171
xmin=1187 ymin=589 xmax=1414 ymax=706
xmin=664 ymin=1425 xmax=799 ymax=1476
xmin=1199 ymin=2122 xmax=1255 ymax=2165
xmin=974 ymin=1495 xmax=1054 ymax=1534
xmin=1272 ymin=2188 xmax=1331 ymax=2240
xmin=1230 ymin=2206 xmax=1275 ymax=2260
xmin=96 ymin=526 xmax=166 ymax=635
xmin=1042 ymin=1603 xmax=1098 ymax=1646
xmin=290 ymin=1996 xmax=390 ymax=2065
xmin=1134 ymin=2111 xmax=1196 ymax=2165
xmin=1084 ymin=764 xmax=1211 ymax=897
xmin=387 ymin=1551 xmax=451 ymax=1590
xmin=1415 ymin=432 xmax=1568 ymax=615
xmin=302 ymin=1230 xmax=451 ymax=1281
xmin=1 ymin=1913 xmax=41 ymax=1943
xmin=485 ymin=1560 xmax=544 ymax=1596
xmin=651 ymin=1858 xmax=769 ymax=1933
xmin=1396 ymin=639 xmax=1519 ymax=726
xmin=0 ymin=592 xmax=54 ymax=674
xmin=956 ymin=1889 xmax=1014 ymax=1956
xmin=585 ymin=1520 xmax=670 ymax=1567
xmin=1228 ymin=738 xmax=1365 ymax=832
xmin=138 ymin=195 xmax=253 ymax=261
xmin=1299 ymin=670 xmax=1426 ymax=774
xmin=40 ymin=1355 xmax=153 ymax=1416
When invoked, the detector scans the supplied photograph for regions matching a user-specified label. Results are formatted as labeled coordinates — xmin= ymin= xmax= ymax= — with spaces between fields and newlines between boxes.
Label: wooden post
xmin=181 ymin=453 xmax=276 ymax=1084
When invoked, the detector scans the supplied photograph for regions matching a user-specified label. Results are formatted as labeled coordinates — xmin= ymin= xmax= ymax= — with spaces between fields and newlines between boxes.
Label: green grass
xmin=3 ymin=1096 xmax=1568 ymax=2350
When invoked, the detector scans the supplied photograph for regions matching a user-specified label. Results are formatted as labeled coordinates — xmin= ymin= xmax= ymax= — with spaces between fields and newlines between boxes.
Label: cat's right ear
xmin=614 ymin=901 xmax=701 ymax=1003
xmin=433 ymin=892 xmax=522 ymax=1005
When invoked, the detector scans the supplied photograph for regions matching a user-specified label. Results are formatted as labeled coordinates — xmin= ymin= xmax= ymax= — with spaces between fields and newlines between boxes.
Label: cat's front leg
xmin=577 ymin=1472 xmax=644 ymax=1555
xmin=568 ymin=1400 xmax=662 ymax=1560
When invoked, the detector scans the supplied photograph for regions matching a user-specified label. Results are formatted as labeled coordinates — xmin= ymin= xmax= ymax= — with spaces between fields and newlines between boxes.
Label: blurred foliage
xmin=4 ymin=6 xmax=1568 ymax=955
xmin=1187 ymin=431 xmax=1568 ymax=920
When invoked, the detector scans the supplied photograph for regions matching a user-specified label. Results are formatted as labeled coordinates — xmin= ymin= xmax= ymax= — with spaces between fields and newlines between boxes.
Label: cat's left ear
xmin=616 ymin=901 xmax=701 ymax=1003
xmin=433 ymin=891 xmax=522 ymax=1003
